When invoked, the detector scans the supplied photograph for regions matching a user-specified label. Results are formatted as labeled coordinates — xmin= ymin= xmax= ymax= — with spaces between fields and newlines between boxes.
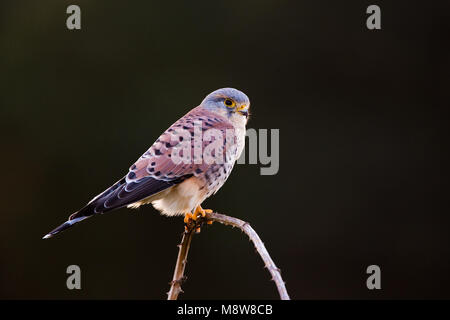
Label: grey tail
xmin=41 ymin=177 xmax=129 ymax=240
xmin=42 ymin=173 xmax=190 ymax=239
xmin=42 ymin=216 xmax=88 ymax=239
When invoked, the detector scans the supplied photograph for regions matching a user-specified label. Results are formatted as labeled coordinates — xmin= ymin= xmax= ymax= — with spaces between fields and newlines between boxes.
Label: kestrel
xmin=43 ymin=88 xmax=250 ymax=239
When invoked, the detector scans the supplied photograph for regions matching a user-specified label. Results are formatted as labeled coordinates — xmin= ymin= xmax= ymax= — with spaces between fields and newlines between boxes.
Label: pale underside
xmin=127 ymin=176 xmax=209 ymax=216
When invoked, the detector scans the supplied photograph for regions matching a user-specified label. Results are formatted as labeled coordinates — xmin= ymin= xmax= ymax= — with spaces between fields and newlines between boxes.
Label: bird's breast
xmin=233 ymin=124 xmax=247 ymax=161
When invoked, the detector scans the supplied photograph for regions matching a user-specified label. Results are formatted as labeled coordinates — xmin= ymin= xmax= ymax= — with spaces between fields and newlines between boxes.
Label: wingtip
xmin=42 ymin=216 xmax=88 ymax=240
xmin=42 ymin=233 xmax=52 ymax=240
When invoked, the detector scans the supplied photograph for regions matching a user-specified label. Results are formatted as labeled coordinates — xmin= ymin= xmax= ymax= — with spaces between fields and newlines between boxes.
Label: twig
xmin=206 ymin=212 xmax=290 ymax=300
xmin=167 ymin=226 xmax=195 ymax=300
xmin=167 ymin=212 xmax=290 ymax=300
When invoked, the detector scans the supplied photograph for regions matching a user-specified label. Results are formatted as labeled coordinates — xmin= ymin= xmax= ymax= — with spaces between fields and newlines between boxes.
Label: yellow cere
xmin=237 ymin=104 xmax=247 ymax=111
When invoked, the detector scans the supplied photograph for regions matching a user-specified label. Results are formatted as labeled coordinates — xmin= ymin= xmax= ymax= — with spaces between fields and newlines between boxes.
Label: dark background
xmin=0 ymin=0 xmax=448 ymax=299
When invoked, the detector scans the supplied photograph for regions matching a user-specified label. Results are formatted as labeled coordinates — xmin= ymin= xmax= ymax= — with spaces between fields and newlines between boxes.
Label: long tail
xmin=42 ymin=173 xmax=183 ymax=239
xmin=42 ymin=216 xmax=89 ymax=239
xmin=41 ymin=177 xmax=128 ymax=239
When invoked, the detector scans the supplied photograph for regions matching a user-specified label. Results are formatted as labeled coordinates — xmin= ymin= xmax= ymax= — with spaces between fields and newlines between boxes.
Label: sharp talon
xmin=193 ymin=206 xmax=203 ymax=219
xmin=184 ymin=213 xmax=193 ymax=224
xmin=193 ymin=206 xmax=213 ymax=219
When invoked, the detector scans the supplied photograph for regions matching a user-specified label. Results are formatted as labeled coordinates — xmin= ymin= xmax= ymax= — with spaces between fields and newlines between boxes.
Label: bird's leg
xmin=183 ymin=213 xmax=194 ymax=224
xmin=193 ymin=206 xmax=214 ymax=232
xmin=183 ymin=212 xmax=194 ymax=233
xmin=192 ymin=205 xmax=213 ymax=220
xmin=183 ymin=206 xmax=213 ymax=233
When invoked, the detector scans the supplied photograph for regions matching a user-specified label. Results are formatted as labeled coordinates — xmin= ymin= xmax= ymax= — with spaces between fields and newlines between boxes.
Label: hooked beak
xmin=237 ymin=104 xmax=249 ymax=118
xmin=238 ymin=110 xmax=249 ymax=118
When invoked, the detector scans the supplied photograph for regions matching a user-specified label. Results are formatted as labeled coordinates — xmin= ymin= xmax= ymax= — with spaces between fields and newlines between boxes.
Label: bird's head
xmin=200 ymin=88 xmax=250 ymax=125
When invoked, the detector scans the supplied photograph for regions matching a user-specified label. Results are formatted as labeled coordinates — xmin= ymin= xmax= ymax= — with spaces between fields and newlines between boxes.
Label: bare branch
xmin=206 ymin=212 xmax=290 ymax=300
xmin=167 ymin=227 xmax=194 ymax=300
xmin=167 ymin=212 xmax=290 ymax=300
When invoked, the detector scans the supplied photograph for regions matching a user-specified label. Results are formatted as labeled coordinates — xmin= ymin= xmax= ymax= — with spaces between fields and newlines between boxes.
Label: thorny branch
xmin=167 ymin=212 xmax=290 ymax=300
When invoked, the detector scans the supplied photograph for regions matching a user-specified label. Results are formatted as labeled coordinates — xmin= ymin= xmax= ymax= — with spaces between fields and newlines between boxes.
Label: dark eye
xmin=224 ymin=99 xmax=235 ymax=107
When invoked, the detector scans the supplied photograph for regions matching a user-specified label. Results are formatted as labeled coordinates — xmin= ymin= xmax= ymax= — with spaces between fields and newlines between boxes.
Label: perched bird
xmin=43 ymin=88 xmax=250 ymax=239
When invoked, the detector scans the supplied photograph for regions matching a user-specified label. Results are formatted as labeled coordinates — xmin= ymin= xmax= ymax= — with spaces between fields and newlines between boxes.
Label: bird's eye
xmin=224 ymin=99 xmax=235 ymax=108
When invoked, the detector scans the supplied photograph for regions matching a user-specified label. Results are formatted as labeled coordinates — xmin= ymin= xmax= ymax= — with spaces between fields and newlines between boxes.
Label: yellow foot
xmin=193 ymin=206 xmax=213 ymax=220
xmin=184 ymin=206 xmax=214 ymax=232
xmin=183 ymin=212 xmax=194 ymax=224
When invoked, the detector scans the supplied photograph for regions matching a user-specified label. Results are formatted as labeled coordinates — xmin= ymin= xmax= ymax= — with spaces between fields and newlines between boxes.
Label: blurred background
xmin=0 ymin=0 xmax=449 ymax=299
